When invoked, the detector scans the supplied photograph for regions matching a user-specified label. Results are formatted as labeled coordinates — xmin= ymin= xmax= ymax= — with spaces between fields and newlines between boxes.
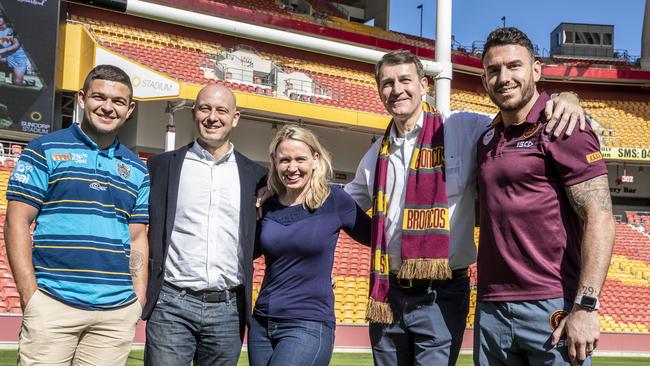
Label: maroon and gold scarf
xmin=366 ymin=102 xmax=451 ymax=324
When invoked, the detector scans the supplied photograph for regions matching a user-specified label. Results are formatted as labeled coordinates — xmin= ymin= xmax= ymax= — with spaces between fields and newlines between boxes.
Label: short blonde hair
xmin=268 ymin=125 xmax=333 ymax=210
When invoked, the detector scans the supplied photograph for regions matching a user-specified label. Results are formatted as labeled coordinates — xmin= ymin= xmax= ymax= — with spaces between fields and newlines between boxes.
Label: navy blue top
xmin=254 ymin=186 xmax=371 ymax=328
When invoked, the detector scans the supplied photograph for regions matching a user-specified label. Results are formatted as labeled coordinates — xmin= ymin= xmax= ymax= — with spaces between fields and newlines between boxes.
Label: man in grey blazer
xmin=143 ymin=84 xmax=267 ymax=365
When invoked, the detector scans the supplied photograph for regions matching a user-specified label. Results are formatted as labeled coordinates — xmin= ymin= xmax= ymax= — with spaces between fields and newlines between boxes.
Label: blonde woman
xmin=248 ymin=126 xmax=370 ymax=366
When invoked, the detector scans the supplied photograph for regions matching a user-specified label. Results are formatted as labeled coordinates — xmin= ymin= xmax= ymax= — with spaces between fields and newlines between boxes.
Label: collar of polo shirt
xmin=72 ymin=123 xmax=124 ymax=159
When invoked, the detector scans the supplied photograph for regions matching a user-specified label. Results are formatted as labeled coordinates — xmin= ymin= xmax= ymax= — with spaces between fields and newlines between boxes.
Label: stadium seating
xmin=582 ymin=99 xmax=650 ymax=148
xmin=117 ymin=0 xmax=437 ymax=59
xmin=450 ymin=90 xmax=498 ymax=115
xmin=0 ymin=148 xmax=649 ymax=335
xmin=73 ymin=15 xmax=650 ymax=138
xmin=252 ymin=221 xmax=650 ymax=330
xmin=72 ymin=15 xmax=390 ymax=115
xmin=211 ymin=0 xmax=286 ymax=14
xmin=467 ymin=224 xmax=650 ymax=332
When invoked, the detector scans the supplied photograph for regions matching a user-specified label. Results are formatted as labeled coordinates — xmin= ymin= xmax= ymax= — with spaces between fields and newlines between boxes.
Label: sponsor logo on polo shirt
xmin=402 ymin=207 xmax=449 ymax=231
xmin=71 ymin=153 xmax=88 ymax=164
xmin=586 ymin=151 xmax=603 ymax=164
xmin=10 ymin=172 xmax=29 ymax=184
xmin=549 ymin=309 xmax=568 ymax=330
xmin=483 ymin=129 xmax=495 ymax=145
xmin=15 ymin=162 xmax=34 ymax=173
xmin=516 ymin=140 xmax=533 ymax=148
xmin=411 ymin=147 xmax=444 ymax=170
xmin=10 ymin=162 xmax=34 ymax=183
xmin=51 ymin=153 xmax=87 ymax=164
xmin=89 ymin=182 xmax=108 ymax=192
xmin=51 ymin=153 xmax=71 ymax=161
xmin=117 ymin=163 xmax=132 ymax=179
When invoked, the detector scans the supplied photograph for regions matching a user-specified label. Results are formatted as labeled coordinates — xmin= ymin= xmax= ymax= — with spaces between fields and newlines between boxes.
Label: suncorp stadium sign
xmin=601 ymin=147 xmax=650 ymax=162
xmin=95 ymin=47 xmax=180 ymax=99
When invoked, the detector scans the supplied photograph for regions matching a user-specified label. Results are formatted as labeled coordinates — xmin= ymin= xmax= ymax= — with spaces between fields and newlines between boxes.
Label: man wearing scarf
xmin=345 ymin=50 xmax=586 ymax=366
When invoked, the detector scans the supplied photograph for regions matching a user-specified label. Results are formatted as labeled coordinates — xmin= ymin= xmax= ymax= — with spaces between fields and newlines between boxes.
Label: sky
xmin=389 ymin=0 xmax=647 ymax=59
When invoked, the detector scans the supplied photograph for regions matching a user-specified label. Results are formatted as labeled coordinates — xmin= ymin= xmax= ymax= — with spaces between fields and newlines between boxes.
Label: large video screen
xmin=0 ymin=1 xmax=59 ymax=136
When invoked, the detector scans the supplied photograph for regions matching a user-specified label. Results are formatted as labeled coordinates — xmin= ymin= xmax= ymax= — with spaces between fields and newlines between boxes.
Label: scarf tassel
xmin=396 ymin=258 xmax=452 ymax=280
xmin=366 ymin=297 xmax=394 ymax=324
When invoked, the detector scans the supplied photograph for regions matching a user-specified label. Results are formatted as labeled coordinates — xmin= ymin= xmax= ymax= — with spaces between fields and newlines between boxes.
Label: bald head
xmin=192 ymin=83 xmax=241 ymax=155
xmin=195 ymin=83 xmax=237 ymax=111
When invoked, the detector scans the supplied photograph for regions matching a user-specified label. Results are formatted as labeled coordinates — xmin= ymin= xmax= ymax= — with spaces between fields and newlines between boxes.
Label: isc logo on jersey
xmin=516 ymin=140 xmax=533 ymax=148
xmin=89 ymin=182 xmax=108 ymax=192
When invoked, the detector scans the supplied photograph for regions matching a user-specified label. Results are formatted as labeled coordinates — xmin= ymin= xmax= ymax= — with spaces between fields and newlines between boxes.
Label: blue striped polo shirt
xmin=6 ymin=124 xmax=150 ymax=310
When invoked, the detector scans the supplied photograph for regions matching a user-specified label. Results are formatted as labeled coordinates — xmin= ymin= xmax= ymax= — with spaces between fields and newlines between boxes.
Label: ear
xmin=125 ymin=100 xmax=136 ymax=120
xmin=77 ymin=89 xmax=86 ymax=110
xmin=232 ymin=110 xmax=241 ymax=128
xmin=419 ymin=76 xmax=428 ymax=97
xmin=532 ymin=60 xmax=542 ymax=83
xmin=313 ymin=152 xmax=320 ymax=169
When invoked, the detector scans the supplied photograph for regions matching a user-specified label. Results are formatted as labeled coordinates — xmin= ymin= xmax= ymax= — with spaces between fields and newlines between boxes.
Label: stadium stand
xmin=597 ymin=223 xmax=650 ymax=332
xmin=123 ymin=0 xmax=438 ymax=60
xmin=72 ymin=15 xmax=389 ymax=114
xmin=583 ymin=99 xmax=650 ymax=148
xmin=450 ymin=90 xmax=498 ymax=115
xmin=1 ymin=5 xmax=648 ymax=339
xmin=102 ymin=0 xmax=650 ymax=82
xmin=72 ymin=14 xmax=650 ymax=143
xmin=213 ymin=0 xmax=286 ymax=14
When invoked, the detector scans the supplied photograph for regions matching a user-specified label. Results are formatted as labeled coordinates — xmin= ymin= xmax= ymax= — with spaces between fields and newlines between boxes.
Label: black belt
xmin=393 ymin=267 xmax=469 ymax=290
xmin=164 ymin=282 xmax=241 ymax=303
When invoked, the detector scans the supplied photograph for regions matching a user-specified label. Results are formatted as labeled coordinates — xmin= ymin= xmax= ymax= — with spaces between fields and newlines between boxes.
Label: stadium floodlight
xmin=65 ymin=0 xmax=452 ymax=113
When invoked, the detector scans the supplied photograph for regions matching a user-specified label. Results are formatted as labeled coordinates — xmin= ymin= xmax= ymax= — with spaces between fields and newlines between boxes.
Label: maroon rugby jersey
xmin=476 ymin=92 xmax=607 ymax=302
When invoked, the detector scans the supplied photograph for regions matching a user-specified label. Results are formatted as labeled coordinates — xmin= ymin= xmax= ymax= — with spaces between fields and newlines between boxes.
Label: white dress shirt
xmin=165 ymin=141 xmax=242 ymax=291
xmin=345 ymin=110 xmax=492 ymax=272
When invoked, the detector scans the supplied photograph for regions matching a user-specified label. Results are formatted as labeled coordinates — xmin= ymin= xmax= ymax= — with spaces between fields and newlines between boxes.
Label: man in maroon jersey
xmin=475 ymin=27 xmax=615 ymax=366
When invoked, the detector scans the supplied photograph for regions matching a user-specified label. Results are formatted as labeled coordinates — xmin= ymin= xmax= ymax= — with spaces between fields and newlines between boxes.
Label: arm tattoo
xmin=565 ymin=175 xmax=612 ymax=220
xmin=580 ymin=283 xmax=600 ymax=297
xmin=129 ymin=250 xmax=144 ymax=278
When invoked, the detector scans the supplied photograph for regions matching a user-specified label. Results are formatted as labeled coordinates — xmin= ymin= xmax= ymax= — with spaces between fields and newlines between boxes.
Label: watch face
xmin=581 ymin=296 xmax=598 ymax=308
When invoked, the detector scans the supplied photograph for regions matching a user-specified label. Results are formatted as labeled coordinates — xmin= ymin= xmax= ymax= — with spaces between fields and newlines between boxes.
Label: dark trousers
xmin=144 ymin=283 xmax=244 ymax=366
xmin=370 ymin=275 xmax=470 ymax=366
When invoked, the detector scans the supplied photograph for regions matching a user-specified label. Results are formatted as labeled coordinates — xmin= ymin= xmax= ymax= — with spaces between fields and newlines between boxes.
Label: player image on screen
xmin=0 ymin=12 xmax=42 ymax=90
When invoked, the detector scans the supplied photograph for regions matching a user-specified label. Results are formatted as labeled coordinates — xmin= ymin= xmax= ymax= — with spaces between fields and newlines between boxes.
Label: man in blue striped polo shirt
xmin=5 ymin=65 xmax=149 ymax=366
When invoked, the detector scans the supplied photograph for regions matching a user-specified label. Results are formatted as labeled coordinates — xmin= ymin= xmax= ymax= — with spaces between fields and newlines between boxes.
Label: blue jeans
xmin=474 ymin=298 xmax=592 ymax=366
xmin=369 ymin=275 xmax=470 ymax=366
xmin=144 ymin=283 xmax=244 ymax=366
xmin=248 ymin=315 xmax=334 ymax=366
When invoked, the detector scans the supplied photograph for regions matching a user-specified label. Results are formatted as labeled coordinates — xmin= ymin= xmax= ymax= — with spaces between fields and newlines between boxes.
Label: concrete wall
xmin=365 ymin=0 xmax=389 ymax=30
xmin=132 ymin=100 xmax=196 ymax=154
xmin=550 ymin=23 xmax=615 ymax=58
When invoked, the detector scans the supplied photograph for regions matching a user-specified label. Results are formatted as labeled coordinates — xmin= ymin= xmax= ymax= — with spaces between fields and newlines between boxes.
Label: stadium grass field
xmin=0 ymin=350 xmax=648 ymax=365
